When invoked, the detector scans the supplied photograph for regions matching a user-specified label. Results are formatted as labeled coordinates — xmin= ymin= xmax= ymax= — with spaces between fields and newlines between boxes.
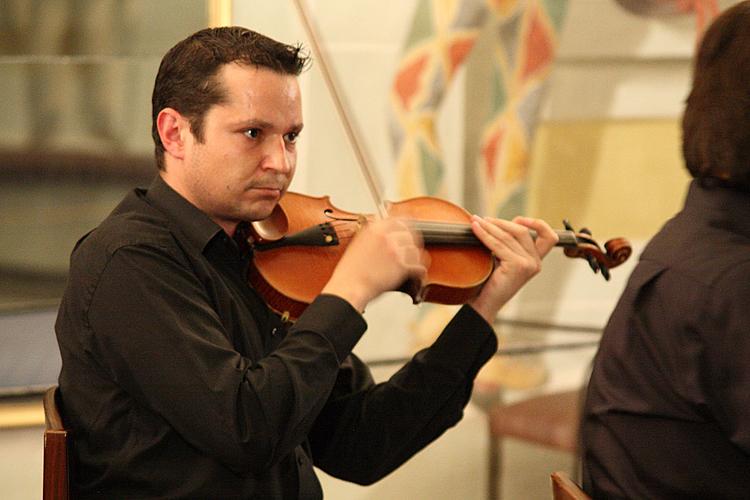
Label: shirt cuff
xmin=292 ymin=294 xmax=367 ymax=364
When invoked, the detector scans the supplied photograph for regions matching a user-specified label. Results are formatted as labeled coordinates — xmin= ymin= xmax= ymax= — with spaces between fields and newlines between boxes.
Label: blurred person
xmin=582 ymin=2 xmax=750 ymax=498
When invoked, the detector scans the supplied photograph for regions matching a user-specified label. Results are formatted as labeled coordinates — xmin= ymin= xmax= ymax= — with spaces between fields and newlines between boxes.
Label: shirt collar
xmin=144 ymin=175 xmax=224 ymax=253
xmin=684 ymin=178 xmax=750 ymax=238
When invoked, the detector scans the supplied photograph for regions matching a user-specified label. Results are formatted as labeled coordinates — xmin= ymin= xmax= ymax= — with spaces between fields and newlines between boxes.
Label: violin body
xmin=248 ymin=192 xmax=493 ymax=320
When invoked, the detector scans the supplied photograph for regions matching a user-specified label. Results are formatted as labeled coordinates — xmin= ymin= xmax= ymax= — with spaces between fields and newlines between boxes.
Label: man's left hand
xmin=467 ymin=215 xmax=558 ymax=324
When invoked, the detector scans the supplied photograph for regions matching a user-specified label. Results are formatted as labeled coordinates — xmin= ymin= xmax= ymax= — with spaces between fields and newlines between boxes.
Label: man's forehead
xmin=220 ymin=68 xmax=298 ymax=114
xmin=209 ymin=64 xmax=302 ymax=127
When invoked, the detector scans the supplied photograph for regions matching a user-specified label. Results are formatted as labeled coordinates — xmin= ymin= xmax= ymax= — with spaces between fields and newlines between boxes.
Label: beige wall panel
xmin=528 ymin=118 xmax=691 ymax=240
xmin=557 ymin=0 xmax=741 ymax=60
xmin=543 ymin=60 xmax=692 ymax=120
xmin=558 ymin=0 xmax=695 ymax=59
xmin=295 ymin=0 xmax=419 ymax=46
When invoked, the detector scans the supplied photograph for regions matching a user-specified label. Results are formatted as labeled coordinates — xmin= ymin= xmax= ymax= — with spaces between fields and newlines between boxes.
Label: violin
xmin=246 ymin=0 xmax=631 ymax=322
xmin=247 ymin=192 xmax=631 ymax=321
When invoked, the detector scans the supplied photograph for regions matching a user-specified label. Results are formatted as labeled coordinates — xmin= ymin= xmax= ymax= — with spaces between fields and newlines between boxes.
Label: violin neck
xmin=553 ymin=230 xmax=580 ymax=247
xmin=415 ymin=222 xmax=481 ymax=245
xmin=413 ymin=221 xmax=578 ymax=248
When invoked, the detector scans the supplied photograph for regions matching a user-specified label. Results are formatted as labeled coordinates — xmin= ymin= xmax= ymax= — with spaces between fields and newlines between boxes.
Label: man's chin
xmin=243 ymin=202 xmax=280 ymax=223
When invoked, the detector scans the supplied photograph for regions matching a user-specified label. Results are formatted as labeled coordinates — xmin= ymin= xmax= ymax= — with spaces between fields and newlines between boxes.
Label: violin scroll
xmin=559 ymin=221 xmax=632 ymax=280
xmin=604 ymin=238 xmax=633 ymax=267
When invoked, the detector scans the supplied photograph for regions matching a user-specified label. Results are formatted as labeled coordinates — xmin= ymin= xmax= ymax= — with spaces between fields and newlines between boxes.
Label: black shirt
xmin=582 ymin=180 xmax=750 ymax=499
xmin=55 ymin=175 xmax=497 ymax=499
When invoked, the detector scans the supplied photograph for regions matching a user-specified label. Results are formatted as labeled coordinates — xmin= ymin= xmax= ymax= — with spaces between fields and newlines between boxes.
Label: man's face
xmin=180 ymin=63 xmax=302 ymax=230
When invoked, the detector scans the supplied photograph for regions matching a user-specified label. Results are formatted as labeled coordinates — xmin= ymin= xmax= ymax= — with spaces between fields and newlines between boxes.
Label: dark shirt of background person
xmin=582 ymin=2 xmax=750 ymax=498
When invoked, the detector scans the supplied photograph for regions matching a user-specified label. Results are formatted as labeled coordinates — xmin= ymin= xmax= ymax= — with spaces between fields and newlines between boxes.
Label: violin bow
xmin=291 ymin=0 xmax=388 ymax=218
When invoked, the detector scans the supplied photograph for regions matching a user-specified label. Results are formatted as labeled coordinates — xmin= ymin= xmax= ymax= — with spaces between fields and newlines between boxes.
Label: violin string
xmin=326 ymin=219 xmax=481 ymax=245
xmin=327 ymin=220 xmax=476 ymax=235
xmin=327 ymin=220 xmax=580 ymax=246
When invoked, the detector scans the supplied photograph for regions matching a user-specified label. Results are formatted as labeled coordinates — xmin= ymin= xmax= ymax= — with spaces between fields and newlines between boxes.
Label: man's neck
xmin=159 ymin=171 xmax=239 ymax=236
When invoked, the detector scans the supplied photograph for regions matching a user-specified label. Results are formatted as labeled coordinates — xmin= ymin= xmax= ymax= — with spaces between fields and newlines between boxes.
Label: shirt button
xmin=271 ymin=327 xmax=278 ymax=336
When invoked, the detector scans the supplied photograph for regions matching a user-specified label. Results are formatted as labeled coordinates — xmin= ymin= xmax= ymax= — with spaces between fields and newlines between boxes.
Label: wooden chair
xmin=43 ymin=385 xmax=72 ymax=500
xmin=551 ymin=470 xmax=590 ymax=500
xmin=487 ymin=389 xmax=582 ymax=500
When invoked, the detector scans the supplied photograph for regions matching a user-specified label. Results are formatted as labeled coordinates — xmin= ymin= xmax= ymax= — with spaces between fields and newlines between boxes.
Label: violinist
xmin=54 ymin=26 xmax=557 ymax=498
xmin=582 ymin=2 xmax=750 ymax=498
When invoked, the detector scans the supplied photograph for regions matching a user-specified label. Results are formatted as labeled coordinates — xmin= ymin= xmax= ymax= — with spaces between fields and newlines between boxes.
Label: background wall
xmin=0 ymin=0 xmax=738 ymax=498
xmin=529 ymin=0 xmax=696 ymax=238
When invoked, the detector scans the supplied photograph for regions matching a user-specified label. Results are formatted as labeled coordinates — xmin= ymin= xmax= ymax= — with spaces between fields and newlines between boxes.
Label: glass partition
xmin=0 ymin=0 xmax=209 ymax=311
xmin=0 ymin=0 xmax=218 ymax=395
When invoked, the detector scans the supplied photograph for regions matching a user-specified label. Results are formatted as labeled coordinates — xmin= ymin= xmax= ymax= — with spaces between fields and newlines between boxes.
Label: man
xmin=55 ymin=26 xmax=557 ymax=498
xmin=582 ymin=3 xmax=750 ymax=498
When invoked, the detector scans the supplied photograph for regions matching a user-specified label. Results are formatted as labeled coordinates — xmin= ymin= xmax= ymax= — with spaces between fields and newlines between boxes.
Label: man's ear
xmin=156 ymin=108 xmax=189 ymax=161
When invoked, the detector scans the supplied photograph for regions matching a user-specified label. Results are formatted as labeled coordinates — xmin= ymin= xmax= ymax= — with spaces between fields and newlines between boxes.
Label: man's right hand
xmin=321 ymin=218 xmax=428 ymax=313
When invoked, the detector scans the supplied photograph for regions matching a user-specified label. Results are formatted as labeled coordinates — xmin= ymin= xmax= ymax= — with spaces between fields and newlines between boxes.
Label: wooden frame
xmin=551 ymin=471 xmax=590 ymax=500
xmin=43 ymin=386 xmax=71 ymax=500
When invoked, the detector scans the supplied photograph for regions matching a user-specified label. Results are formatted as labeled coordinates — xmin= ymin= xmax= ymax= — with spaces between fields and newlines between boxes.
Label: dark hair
xmin=151 ymin=26 xmax=309 ymax=170
xmin=682 ymin=1 xmax=750 ymax=191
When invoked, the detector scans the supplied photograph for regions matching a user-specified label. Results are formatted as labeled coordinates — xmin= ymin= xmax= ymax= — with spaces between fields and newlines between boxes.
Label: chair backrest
xmin=551 ymin=471 xmax=590 ymax=500
xmin=43 ymin=385 xmax=71 ymax=500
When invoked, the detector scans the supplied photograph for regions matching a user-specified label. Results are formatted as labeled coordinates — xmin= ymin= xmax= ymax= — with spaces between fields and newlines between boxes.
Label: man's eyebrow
xmin=232 ymin=118 xmax=273 ymax=129
xmin=231 ymin=119 xmax=303 ymax=132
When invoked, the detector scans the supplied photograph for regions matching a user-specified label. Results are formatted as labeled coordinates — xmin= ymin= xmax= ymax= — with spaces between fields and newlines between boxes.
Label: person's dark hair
xmin=151 ymin=26 xmax=309 ymax=170
xmin=682 ymin=1 xmax=750 ymax=191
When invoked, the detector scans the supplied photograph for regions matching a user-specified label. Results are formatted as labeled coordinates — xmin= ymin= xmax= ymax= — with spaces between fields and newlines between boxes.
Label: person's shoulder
xmin=643 ymin=214 xmax=749 ymax=289
xmin=98 ymin=210 xmax=175 ymax=251
xmin=680 ymin=230 xmax=750 ymax=289
xmin=71 ymin=191 xmax=178 ymax=267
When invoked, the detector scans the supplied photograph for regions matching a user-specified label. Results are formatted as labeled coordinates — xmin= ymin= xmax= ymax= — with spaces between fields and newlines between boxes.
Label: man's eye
xmin=285 ymin=132 xmax=298 ymax=144
xmin=244 ymin=129 xmax=259 ymax=139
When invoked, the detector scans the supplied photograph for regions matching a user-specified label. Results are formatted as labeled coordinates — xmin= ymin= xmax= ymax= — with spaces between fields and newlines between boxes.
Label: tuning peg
xmin=585 ymin=255 xmax=600 ymax=274
xmin=561 ymin=219 xmax=614 ymax=281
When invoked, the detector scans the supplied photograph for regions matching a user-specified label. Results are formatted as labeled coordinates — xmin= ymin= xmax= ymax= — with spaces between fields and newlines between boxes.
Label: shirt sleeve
xmin=85 ymin=243 xmax=366 ymax=474
xmin=308 ymin=304 xmax=497 ymax=484
xmin=703 ymin=261 xmax=750 ymax=454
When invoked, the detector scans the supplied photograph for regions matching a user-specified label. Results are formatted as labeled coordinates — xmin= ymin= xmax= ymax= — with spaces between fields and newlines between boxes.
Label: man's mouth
xmin=252 ymin=186 xmax=284 ymax=193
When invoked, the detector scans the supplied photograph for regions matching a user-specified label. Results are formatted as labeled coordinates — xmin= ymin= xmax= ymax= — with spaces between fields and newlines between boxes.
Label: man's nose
xmin=262 ymin=135 xmax=292 ymax=174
